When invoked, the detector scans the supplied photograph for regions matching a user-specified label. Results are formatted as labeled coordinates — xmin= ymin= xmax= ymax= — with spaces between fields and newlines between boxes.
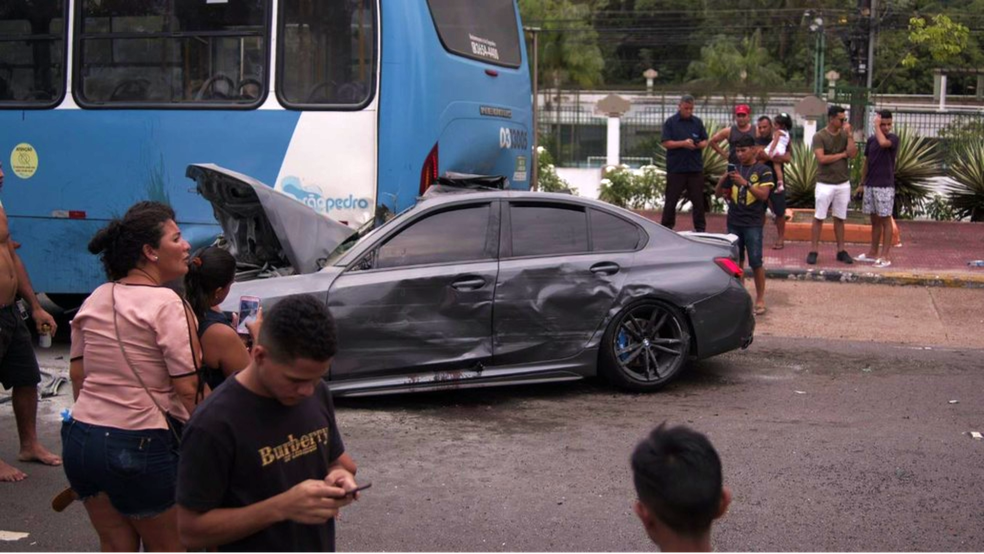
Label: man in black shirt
xmin=177 ymin=295 xmax=360 ymax=551
xmin=661 ymin=94 xmax=709 ymax=232
xmin=715 ymin=135 xmax=774 ymax=316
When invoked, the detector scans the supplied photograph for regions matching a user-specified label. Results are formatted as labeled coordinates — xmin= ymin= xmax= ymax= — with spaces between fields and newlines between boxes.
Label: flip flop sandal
xmin=856 ymin=253 xmax=878 ymax=263
xmin=754 ymin=305 xmax=767 ymax=315
xmin=772 ymin=243 xmax=784 ymax=250
xmin=51 ymin=486 xmax=78 ymax=512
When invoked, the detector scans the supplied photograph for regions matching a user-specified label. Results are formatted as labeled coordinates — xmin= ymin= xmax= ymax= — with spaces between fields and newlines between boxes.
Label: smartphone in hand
xmin=237 ymin=296 xmax=260 ymax=335
xmin=727 ymin=163 xmax=737 ymax=173
xmin=330 ymin=482 xmax=372 ymax=499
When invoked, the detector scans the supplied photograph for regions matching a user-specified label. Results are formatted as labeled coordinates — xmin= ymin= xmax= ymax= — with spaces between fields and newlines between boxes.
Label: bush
xmin=783 ymin=142 xmax=817 ymax=208
xmin=598 ymin=165 xmax=664 ymax=209
xmin=947 ymin=140 xmax=984 ymax=222
xmin=536 ymin=146 xmax=577 ymax=194
xmin=919 ymin=193 xmax=958 ymax=221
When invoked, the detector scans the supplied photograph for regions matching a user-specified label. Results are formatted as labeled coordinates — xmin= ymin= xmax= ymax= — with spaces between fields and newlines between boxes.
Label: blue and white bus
xmin=0 ymin=0 xmax=532 ymax=305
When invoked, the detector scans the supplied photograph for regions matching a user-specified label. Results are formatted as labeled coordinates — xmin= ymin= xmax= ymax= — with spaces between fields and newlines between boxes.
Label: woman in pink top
xmin=63 ymin=201 xmax=201 ymax=551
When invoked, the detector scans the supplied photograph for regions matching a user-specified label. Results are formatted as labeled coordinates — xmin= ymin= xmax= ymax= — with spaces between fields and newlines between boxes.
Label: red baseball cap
xmin=734 ymin=104 xmax=751 ymax=115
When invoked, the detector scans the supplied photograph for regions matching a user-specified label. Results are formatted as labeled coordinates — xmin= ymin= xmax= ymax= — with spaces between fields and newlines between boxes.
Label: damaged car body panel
xmin=189 ymin=164 xmax=355 ymax=275
xmin=205 ymin=166 xmax=755 ymax=395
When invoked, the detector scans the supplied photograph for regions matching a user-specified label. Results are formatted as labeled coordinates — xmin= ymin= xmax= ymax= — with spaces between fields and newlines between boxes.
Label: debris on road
xmin=949 ymin=400 xmax=959 ymax=404
xmin=0 ymin=531 xmax=29 ymax=542
xmin=794 ymin=390 xmax=806 ymax=394
xmin=970 ymin=432 xmax=983 ymax=440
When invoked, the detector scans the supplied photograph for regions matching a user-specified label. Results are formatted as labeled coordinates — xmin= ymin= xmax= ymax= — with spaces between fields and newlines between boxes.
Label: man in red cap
xmin=709 ymin=104 xmax=755 ymax=166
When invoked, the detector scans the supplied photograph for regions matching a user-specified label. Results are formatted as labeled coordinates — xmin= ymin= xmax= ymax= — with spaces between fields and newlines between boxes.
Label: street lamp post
xmin=809 ymin=15 xmax=825 ymax=97
xmin=525 ymin=26 xmax=541 ymax=190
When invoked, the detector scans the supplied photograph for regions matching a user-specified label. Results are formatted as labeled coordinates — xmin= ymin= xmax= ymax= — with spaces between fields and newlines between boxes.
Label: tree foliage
xmin=901 ymin=14 xmax=970 ymax=69
xmin=519 ymin=0 xmax=605 ymax=88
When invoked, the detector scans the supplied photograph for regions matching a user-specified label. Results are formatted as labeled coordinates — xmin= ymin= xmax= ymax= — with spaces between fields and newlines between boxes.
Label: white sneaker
xmin=856 ymin=253 xmax=878 ymax=263
xmin=875 ymin=260 xmax=892 ymax=268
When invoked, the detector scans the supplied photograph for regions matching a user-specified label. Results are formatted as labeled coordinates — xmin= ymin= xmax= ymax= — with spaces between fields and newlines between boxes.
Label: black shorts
xmin=0 ymin=304 xmax=41 ymax=390
xmin=769 ymin=187 xmax=787 ymax=219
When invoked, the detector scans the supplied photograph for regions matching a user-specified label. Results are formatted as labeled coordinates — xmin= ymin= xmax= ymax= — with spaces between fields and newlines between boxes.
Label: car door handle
xmin=450 ymin=277 xmax=486 ymax=291
xmin=590 ymin=262 xmax=620 ymax=275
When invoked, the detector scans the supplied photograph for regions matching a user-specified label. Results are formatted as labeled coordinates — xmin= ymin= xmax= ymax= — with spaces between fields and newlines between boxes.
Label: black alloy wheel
xmin=600 ymin=300 xmax=691 ymax=391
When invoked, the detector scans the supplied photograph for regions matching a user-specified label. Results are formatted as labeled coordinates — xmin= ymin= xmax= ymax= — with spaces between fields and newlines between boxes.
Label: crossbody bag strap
xmin=111 ymin=283 xmax=181 ymax=442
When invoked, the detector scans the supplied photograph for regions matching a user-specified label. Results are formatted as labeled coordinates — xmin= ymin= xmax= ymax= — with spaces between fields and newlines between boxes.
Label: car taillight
xmin=419 ymin=143 xmax=439 ymax=195
xmin=715 ymin=257 xmax=743 ymax=279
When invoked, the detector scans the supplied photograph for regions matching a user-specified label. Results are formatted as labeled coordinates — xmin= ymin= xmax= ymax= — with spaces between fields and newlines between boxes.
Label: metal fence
xmin=538 ymin=89 xmax=984 ymax=167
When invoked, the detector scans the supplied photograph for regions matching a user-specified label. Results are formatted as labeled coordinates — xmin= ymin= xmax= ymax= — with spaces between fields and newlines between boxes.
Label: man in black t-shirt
xmin=177 ymin=295 xmax=360 ymax=552
xmin=715 ymin=135 xmax=774 ymax=316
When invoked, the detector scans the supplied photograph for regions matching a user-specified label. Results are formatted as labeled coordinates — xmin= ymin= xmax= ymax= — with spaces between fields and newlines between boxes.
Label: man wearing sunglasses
xmin=807 ymin=105 xmax=857 ymax=265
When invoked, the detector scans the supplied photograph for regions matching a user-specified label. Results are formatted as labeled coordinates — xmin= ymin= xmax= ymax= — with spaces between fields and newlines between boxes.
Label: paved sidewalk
xmin=637 ymin=210 xmax=984 ymax=287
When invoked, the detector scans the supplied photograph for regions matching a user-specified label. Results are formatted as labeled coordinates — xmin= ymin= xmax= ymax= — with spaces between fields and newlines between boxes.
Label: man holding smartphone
xmin=715 ymin=135 xmax=774 ymax=316
xmin=177 ymin=295 xmax=361 ymax=551
xmin=661 ymin=94 xmax=709 ymax=232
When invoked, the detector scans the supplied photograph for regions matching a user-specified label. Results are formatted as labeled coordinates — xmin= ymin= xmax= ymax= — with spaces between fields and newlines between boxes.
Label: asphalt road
xmin=2 ymin=281 xmax=983 ymax=551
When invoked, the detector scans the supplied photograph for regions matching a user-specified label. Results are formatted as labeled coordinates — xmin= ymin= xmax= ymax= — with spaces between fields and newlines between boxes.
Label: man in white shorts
xmin=807 ymin=105 xmax=857 ymax=265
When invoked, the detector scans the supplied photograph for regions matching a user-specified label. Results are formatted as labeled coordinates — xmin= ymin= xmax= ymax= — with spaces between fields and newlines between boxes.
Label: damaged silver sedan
xmin=191 ymin=164 xmax=754 ymax=396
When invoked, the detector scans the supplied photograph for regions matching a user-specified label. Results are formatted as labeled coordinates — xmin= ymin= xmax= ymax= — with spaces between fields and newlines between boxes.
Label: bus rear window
xmin=0 ymin=0 xmax=66 ymax=106
xmin=277 ymin=0 xmax=376 ymax=108
xmin=75 ymin=0 xmax=269 ymax=106
xmin=426 ymin=0 xmax=521 ymax=68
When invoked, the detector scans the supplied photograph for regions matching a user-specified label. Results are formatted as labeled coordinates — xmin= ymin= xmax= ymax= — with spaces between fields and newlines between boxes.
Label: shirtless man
xmin=0 ymin=161 xmax=62 ymax=482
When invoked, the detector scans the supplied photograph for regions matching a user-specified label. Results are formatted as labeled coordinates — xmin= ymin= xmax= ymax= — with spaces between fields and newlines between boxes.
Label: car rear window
xmin=425 ymin=0 xmax=521 ymax=68
xmin=511 ymin=204 xmax=588 ymax=257
xmin=590 ymin=209 xmax=642 ymax=252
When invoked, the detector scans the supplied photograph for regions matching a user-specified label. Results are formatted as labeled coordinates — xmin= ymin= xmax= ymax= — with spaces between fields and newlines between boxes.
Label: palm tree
xmin=686 ymin=31 xmax=783 ymax=104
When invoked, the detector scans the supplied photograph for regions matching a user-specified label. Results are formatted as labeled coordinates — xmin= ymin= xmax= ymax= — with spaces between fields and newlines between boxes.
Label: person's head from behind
xmin=827 ymin=105 xmax=847 ymax=131
xmin=631 ymin=423 xmax=730 ymax=552
xmin=756 ymin=115 xmax=773 ymax=138
xmin=184 ymin=246 xmax=237 ymax=321
xmin=876 ymin=109 xmax=893 ymax=134
xmin=678 ymin=94 xmax=695 ymax=119
xmin=88 ymin=201 xmax=190 ymax=282
xmin=734 ymin=135 xmax=757 ymax=165
xmin=252 ymin=295 xmax=337 ymax=406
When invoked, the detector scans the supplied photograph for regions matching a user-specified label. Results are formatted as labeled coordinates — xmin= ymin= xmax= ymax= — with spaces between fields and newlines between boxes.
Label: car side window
xmin=590 ymin=209 xmax=642 ymax=252
xmin=371 ymin=204 xmax=494 ymax=269
xmin=511 ymin=204 xmax=588 ymax=257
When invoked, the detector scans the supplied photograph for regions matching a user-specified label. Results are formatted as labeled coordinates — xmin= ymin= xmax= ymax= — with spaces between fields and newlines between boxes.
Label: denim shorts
xmin=728 ymin=224 xmax=764 ymax=269
xmin=61 ymin=418 xmax=178 ymax=518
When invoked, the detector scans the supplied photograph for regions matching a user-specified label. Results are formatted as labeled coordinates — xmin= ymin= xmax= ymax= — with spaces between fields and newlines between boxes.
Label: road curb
xmin=766 ymin=268 xmax=984 ymax=288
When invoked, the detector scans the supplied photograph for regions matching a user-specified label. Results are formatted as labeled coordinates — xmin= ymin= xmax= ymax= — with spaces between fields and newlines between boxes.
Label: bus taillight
xmin=419 ymin=143 xmax=438 ymax=195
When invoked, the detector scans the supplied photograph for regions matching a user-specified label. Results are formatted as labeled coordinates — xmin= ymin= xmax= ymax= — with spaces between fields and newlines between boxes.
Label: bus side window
xmin=75 ymin=0 xmax=269 ymax=106
xmin=278 ymin=0 xmax=375 ymax=108
xmin=0 ymin=0 xmax=67 ymax=106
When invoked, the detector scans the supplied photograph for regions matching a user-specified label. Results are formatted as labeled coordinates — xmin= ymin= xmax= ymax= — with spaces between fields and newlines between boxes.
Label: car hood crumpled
xmin=188 ymin=163 xmax=355 ymax=274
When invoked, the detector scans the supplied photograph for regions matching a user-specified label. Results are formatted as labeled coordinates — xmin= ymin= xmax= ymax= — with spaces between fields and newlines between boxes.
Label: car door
xmin=493 ymin=201 xmax=644 ymax=366
xmin=327 ymin=201 xmax=500 ymax=381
